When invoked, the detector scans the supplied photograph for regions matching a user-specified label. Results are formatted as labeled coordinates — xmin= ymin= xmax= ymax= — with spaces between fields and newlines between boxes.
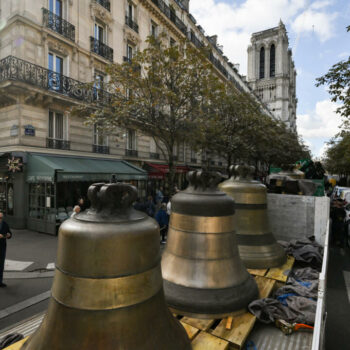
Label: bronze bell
xmin=21 ymin=182 xmax=191 ymax=350
xmin=162 ymin=171 xmax=258 ymax=318
xmin=219 ymin=165 xmax=286 ymax=269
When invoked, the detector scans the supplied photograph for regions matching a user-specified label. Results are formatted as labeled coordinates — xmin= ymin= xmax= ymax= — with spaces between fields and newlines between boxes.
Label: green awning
xmin=26 ymin=154 xmax=147 ymax=182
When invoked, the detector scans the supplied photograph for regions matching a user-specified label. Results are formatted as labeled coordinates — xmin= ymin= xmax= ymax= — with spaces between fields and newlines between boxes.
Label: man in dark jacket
xmin=0 ymin=212 xmax=12 ymax=287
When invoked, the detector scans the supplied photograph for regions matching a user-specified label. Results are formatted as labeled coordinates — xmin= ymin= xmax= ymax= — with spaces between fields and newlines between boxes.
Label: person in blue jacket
xmin=155 ymin=203 xmax=169 ymax=243
xmin=0 ymin=212 xmax=12 ymax=287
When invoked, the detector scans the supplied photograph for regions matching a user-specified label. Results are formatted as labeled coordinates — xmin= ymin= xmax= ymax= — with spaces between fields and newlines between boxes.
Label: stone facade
xmin=0 ymin=0 xmax=271 ymax=232
xmin=247 ymin=20 xmax=297 ymax=131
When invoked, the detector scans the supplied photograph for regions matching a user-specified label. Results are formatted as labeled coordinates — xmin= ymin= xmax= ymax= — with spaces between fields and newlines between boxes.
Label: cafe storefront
xmin=26 ymin=154 xmax=147 ymax=235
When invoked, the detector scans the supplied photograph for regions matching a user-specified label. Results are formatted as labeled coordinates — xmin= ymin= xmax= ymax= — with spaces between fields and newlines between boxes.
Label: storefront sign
xmin=7 ymin=157 xmax=23 ymax=173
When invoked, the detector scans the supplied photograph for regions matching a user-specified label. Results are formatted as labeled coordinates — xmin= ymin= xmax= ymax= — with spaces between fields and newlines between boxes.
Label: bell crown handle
xmin=236 ymin=165 xmax=255 ymax=179
xmin=88 ymin=182 xmax=138 ymax=215
xmin=187 ymin=170 xmax=223 ymax=190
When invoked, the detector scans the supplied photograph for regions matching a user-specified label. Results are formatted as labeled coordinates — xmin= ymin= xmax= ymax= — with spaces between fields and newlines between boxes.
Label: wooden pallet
xmin=248 ymin=255 xmax=295 ymax=283
xmin=177 ymin=257 xmax=295 ymax=349
xmin=5 ymin=258 xmax=295 ymax=350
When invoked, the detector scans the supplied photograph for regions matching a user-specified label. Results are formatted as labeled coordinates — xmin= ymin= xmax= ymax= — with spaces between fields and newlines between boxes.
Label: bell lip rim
xmin=169 ymin=307 xmax=247 ymax=319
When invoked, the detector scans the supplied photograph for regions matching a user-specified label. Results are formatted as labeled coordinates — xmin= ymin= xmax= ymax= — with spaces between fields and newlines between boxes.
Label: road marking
xmin=343 ymin=270 xmax=350 ymax=303
xmin=46 ymin=262 xmax=55 ymax=270
xmin=5 ymin=260 xmax=34 ymax=271
xmin=0 ymin=291 xmax=50 ymax=320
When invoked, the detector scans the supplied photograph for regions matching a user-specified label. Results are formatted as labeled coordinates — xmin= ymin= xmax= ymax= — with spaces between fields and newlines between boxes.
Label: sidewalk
xmin=0 ymin=229 xmax=57 ymax=331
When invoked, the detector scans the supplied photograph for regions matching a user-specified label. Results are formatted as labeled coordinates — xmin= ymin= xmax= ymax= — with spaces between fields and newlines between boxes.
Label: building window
xmin=259 ymin=47 xmax=265 ymax=79
xmin=49 ymin=0 xmax=63 ymax=17
xmin=127 ymin=2 xmax=134 ymax=20
xmin=94 ymin=22 xmax=105 ymax=43
xmin=93 ymin=124 xmax=108 ymax=146
xmin=270 ymin=44 xmax=275 ymax=77
xmin=127 ymin=129 xmax=136 ymax=150
xmin=48 ymin=52 xmax=64 ymax=91
xmin=170 ymin=37 xmax=176 ymax=47
xmin=93 ymin=73 xmax=104 ymax=100
xmin=127 ymin=44 xmax=133 ymax=60
xmin=151 ymin=21 xmax=158 ymax=37
xmin=48 ymin=111 xmax=69 ymax=149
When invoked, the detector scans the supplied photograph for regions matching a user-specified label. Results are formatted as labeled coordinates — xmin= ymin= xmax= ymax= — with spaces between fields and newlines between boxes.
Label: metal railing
xmin=125 ymin=15 xmax=139 ymax=33
xmin=150 ymin=0 xmax=187 ymax=35
xmin=90 ymin=37 xmax=114 ymax=61
xmin=42 ymin=8 xmax=75 ymax=42
xmin=0 ymin=56 xmax=112 ymax=104
xmin=92 ymin=144 xmax=109 ymax=154
xmin=123 ymin=56 xmax=132 ymax=63
xmin=188 ymin=32 xmax=203 ymax=49
xmin=95 ymin=0 xmax=110 ymax=11
xmin=47 ymin=138 xmax=70 ymax=150
xmin=150 ymin=152 xmax=160 ymax=159
xmin=125 ymin=149 xmax=138 ymax=157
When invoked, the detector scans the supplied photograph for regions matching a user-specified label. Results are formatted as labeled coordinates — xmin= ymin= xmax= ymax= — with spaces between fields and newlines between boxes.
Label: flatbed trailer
xmin=1 ymin=194 xmax=329 ymax=350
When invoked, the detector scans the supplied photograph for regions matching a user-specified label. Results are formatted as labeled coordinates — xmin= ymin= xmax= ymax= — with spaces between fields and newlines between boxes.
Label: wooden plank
xmin=211 ymin=312 xmax=256 ymax=349
xmin=247 ymin=268 xmax=268 ymax=277
xmin=226 ymin=316 xmax=233 ymax=330
xmin=265 ymin=255 xmax=295 ymax=282
xmin=180 ymin=321 xmax=200 ymax=340
xmin=192 ymin=331 xmax=229 ymax=350
xmin=4 ymin=338 xmax=28 ymax=350
xmin=181 ymin=316 xmax=215 ymax=331
xmin=255 ymin=275 xmax=276 ymax=299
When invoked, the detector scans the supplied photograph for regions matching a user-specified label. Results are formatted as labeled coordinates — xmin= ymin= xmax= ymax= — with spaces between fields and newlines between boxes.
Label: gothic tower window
xmin=259 ymin=47 xmax=265 ymax=79
xmin=270 ymin=44 xmax=275 ymax=77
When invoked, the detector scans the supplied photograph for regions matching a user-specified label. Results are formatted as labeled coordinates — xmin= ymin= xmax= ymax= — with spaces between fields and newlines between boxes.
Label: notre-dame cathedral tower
xmin=247 ymin=20 xmax=297 ymax=131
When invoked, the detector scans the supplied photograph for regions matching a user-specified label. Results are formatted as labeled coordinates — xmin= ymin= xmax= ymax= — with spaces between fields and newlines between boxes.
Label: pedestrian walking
xmin=155 ymin=203 xmax=169 ymax=243
xmin=145 ymin=195 xmax=156 ymax=217
xmin=0 ymin=212 xmax=12 ymax=287
xmin=155 ymin=187 xmax=164 ymax=209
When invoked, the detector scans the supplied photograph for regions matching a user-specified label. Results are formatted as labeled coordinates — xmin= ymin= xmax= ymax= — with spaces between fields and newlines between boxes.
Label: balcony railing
xmin=125 ymin=149 xmax=138 ymax=157
xmin=92 ymin=144 xmax=109 ymax=154
xmin=150 ymin=0 xmax=187 ymax=35
xmin=0 ymin=56 xmax=112 ymax=105
xmin=188 ymin=32 xmax=203 ymax=49
xmin=125 ymin=15 xmax=139 ymax=33
xmin=95 ymin=0 xmax=110 ymax=11
xmin=90 ymin=37 xmax=114 ymax=62
xmin=42 ymin=8 xmax=75 ymax=42
xmin=150 ymin=152 xmax=160 ymax=159
xmin=123 ymin=56 xmax=132 ymax=63
xmin=47 ymin=138 xmax=70 ymax=150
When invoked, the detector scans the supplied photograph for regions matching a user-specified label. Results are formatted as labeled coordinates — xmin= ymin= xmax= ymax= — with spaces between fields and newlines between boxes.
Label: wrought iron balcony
xmin=0 ymin=56 xmax=112 ymax=105
xmin=90 ymin=37 xmax=114 ymax=62
xmin=95 ymin=0 xmax=110 ymax=11
xmin=150 ymin=0 xmax=187 ymax=35
xmin=47 ymin=138 xmax=70 ymax=150
xmin=125 ymin=15 xmax=139 ymax=33
xmin=188 ymin=32 xmax=203 ymax=49
xmin=42 ymin=8 xmax=75 ymax=42
xmin=123 ymin=56 xmax=132 ymax=63
xmin=125 ymin=149 xmax=138 ymax=157
xmin=92 ymin=144 xmax=109 ymax=154
xmin=150 ymin=152 xmax=160 ymax=159
xmin=190 ymin=158 xmax=197 ymax=163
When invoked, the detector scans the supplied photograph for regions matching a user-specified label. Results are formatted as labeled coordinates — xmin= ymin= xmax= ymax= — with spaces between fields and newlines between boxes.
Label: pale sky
xmin=190 ymin=0 xmax=350 ymax=158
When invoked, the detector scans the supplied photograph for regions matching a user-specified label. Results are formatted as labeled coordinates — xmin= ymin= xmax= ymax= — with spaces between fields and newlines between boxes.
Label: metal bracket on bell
xmin=186 ymin=170 xmax=223 ymax=191
xmin=235 ymin=165 xmax=255 ymax=180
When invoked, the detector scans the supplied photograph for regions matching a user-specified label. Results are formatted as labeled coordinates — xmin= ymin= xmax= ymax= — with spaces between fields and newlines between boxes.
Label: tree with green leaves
xmin=316 ymin=26 xmax=350 ymax=121
xmin=73 ymin=34 xmax=218 ymax=194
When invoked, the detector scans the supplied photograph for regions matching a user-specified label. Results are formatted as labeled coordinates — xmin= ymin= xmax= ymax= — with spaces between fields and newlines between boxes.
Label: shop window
xmin=29 ymin=183 xmax=56 ymax=222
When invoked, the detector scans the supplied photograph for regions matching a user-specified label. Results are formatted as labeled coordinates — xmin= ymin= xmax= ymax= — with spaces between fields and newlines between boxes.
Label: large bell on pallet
xmin=161 ymin=170 xmax=258 ymax=318
xmin=21 ymin=181 xmax=191 ymax=350
xmin=219 ymin=165 xmax=286 ymax=269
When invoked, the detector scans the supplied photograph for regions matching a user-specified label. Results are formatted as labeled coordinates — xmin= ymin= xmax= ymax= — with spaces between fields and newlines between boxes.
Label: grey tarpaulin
xmin=278 ymin=237 xmax=323 ymax=269
xmin=248 ymin=267 xmax=319 ymax=325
